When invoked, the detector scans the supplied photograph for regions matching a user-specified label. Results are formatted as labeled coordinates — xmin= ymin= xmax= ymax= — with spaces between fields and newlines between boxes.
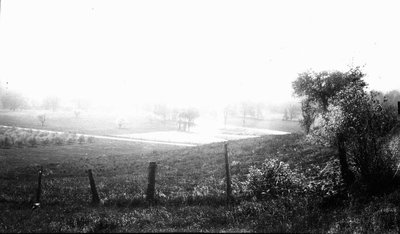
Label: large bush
xmin=311 ymin=84 xmax=399 ymax=193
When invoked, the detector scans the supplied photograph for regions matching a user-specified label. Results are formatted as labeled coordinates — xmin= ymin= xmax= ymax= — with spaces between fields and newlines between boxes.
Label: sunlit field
xmin=0 ymin=109 xmax=300 ymax=145
xmin=0 ymin=109 xmax=176 ymax=136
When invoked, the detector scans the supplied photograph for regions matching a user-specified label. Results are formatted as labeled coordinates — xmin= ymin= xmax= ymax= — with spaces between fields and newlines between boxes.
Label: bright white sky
xmin=0 ymin=0 xmax=399 ymax=109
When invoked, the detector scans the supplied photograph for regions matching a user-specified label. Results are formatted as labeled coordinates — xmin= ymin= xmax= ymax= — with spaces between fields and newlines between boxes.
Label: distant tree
xmin=255 ymin=102 xmax=265 ymax=119
xmin=116 ymin=118 xmax=126 ymax=129
xmin=37 ymin=114 xmax=46 ymax=126
xmin=223 ymin=105 xmax=235 ymax=127
xmin=153 ymin=104 xmax=169 ymax=125
xmin=72 ymin=98 xmax=91 ymax=110
xmin=178 ymin=108 xmax=200 ymax=132
xmin=1 ymin=91 xmax=26 ymax=111
xmin=43 ymin=96 xmax=60 ymax=112
xmin=283 ymin=108 xmax=289 ymax=120
xmin=74 ymin=110 xmax=81 ymax=118
xmin=287 ymin=104 xmax=300 ymax=120
xmin=383 ymin=90 xmax=400 ymax=112
xmin=240 ymin=102 xmax=255 ymax=126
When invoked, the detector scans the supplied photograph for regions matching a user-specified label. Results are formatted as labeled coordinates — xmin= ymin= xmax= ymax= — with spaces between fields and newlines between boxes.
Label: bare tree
xmin=240 ymin=102 xmax=255 ymax=126
xmin=223 ymin=105 xmax=235 ymax=128
xmin=37 ymin=114 xmax=46 ymax=126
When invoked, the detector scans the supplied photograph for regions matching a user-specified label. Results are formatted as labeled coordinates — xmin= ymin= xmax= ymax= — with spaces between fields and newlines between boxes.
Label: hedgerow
xmin=0 ymin=127 xmax=94 ymax=148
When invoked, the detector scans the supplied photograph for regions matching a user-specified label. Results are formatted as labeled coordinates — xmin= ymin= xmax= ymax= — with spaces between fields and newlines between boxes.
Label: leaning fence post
xmin=33 ymin=166 xmax=43 ymax=209
xmin=146 ymin=162 xmax=157 ymax=203
xmin=87 ymin=169 xmax=100 ymax=205
xmin=224 ymin=143 xmax=233 ymax=203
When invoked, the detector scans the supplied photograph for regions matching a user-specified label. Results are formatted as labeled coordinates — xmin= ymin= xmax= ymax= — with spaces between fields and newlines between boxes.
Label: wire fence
xmin=0 ymin=143 xmax=235 ymax=209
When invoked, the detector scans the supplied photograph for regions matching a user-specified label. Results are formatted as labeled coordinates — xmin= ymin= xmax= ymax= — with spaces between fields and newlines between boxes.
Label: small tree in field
xmin=37 ymin=114 xmax=46 ymax=126
xmin=240 ymin=102 xmax=255 ymax=127
xmin=223 ymin=105 xmax=235 ymax=127
xmin=116 ymin=118 xmax=126 ymax=129
xmin=74 ymin=110 xmax=81 ymax=118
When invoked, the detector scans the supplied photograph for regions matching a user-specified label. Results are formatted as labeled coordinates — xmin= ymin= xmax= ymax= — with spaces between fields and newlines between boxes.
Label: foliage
xmin=293 ymin=66 xmax=366 ymax=133
xmin=78 ymin=134 xmax=86 ymax=144
xmin=310 ymin=83 xmax=399 ymax=192
xmin=177 ymin=108 xmax=200 ymax=132
xmin=245 ymin=159 xmax=306 ymax=200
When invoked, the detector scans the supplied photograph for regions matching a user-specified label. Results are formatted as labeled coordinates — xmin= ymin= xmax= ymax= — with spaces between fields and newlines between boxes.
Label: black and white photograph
xmin=1 ymin=0 xmax=400 ymax=232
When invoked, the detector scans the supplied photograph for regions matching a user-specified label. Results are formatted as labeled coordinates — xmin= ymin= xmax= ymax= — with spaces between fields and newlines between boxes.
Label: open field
xmin=227 ymin=116 xmax=302 ymax=133
xmin=0 ymin=110 xmax=177 ymax=136
xmin=0 ymin=110 xmax=298 ymax=146
xmin=0 ymin=110 xmax=301 ymax=135
xmin=1 ymin=133 xmax=339 ymax=232
xmin=2 ymin=110 xmax=398 ymax=232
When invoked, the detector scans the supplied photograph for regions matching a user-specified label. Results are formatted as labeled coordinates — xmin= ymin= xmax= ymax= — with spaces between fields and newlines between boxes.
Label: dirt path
xmin=0 ymin=125 xmax=197 ymax=147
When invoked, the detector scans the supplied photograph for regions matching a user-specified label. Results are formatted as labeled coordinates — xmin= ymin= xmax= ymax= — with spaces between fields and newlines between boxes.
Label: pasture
xmin=1 ymin=132 xmax=337 ymax=232
xmin=1 ymin=110 xmax=397 ymax=232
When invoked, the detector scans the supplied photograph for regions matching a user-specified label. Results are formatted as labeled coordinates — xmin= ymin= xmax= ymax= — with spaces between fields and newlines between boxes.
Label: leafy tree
xmin=293 ymin=67 xmax=366 ymax=133
xmin=311 ymin=84 xmax=398 ymax=191
xmin=178 ymin=108 xmax=200 ymax=132
xmin=283 ymin=109 xmax=289 ymax=121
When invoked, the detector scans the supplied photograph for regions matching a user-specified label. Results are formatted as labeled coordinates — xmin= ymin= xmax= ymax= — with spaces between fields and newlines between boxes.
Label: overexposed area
xmin=117 ymin=125 xmax=289 ymax=145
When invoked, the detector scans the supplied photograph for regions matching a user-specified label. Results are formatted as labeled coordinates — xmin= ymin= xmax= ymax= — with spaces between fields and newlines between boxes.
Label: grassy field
xmin=227 ymin=116 xmax=302 ymax=133
xmin=1 ymin=110 xmax=399 ymax=232
xmin=0 ymin=110 xmax=302 ymax=136
xmin=0 ymin=110 xmax=177 ymax=135
xmin=1 ymin=133 xmax=336 ymax=232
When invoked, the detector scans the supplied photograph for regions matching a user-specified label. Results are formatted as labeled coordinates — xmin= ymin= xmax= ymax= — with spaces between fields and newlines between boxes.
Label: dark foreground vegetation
xmin=1 ymin=132 xmax=400 ymax=233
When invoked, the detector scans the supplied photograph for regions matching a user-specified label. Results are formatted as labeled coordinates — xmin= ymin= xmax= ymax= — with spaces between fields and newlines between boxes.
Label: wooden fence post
xmin=146 ymin=162 xmax=157 ymax=202
xmin=33 ymin=166 xmax=43 ymax=209
xmin=224 ymin=143 xmax=233 ymax=203
xmin=397 ymin=101 xmax=400 ymax=115
xmin=87 ymin=169 xmax=100 ymax=205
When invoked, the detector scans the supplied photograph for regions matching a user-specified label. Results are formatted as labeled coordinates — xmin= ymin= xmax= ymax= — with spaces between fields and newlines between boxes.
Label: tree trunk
xmin=337 ymin=133 xmax=355 ymax=186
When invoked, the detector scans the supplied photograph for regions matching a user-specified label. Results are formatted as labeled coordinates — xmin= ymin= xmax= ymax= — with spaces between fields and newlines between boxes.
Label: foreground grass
xmin=1 ymin=133 xmax=400 ymax=232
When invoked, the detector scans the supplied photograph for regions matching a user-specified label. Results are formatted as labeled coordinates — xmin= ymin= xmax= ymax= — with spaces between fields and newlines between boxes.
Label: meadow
xmin=1 ymin=110 xmax=399 ymax=232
